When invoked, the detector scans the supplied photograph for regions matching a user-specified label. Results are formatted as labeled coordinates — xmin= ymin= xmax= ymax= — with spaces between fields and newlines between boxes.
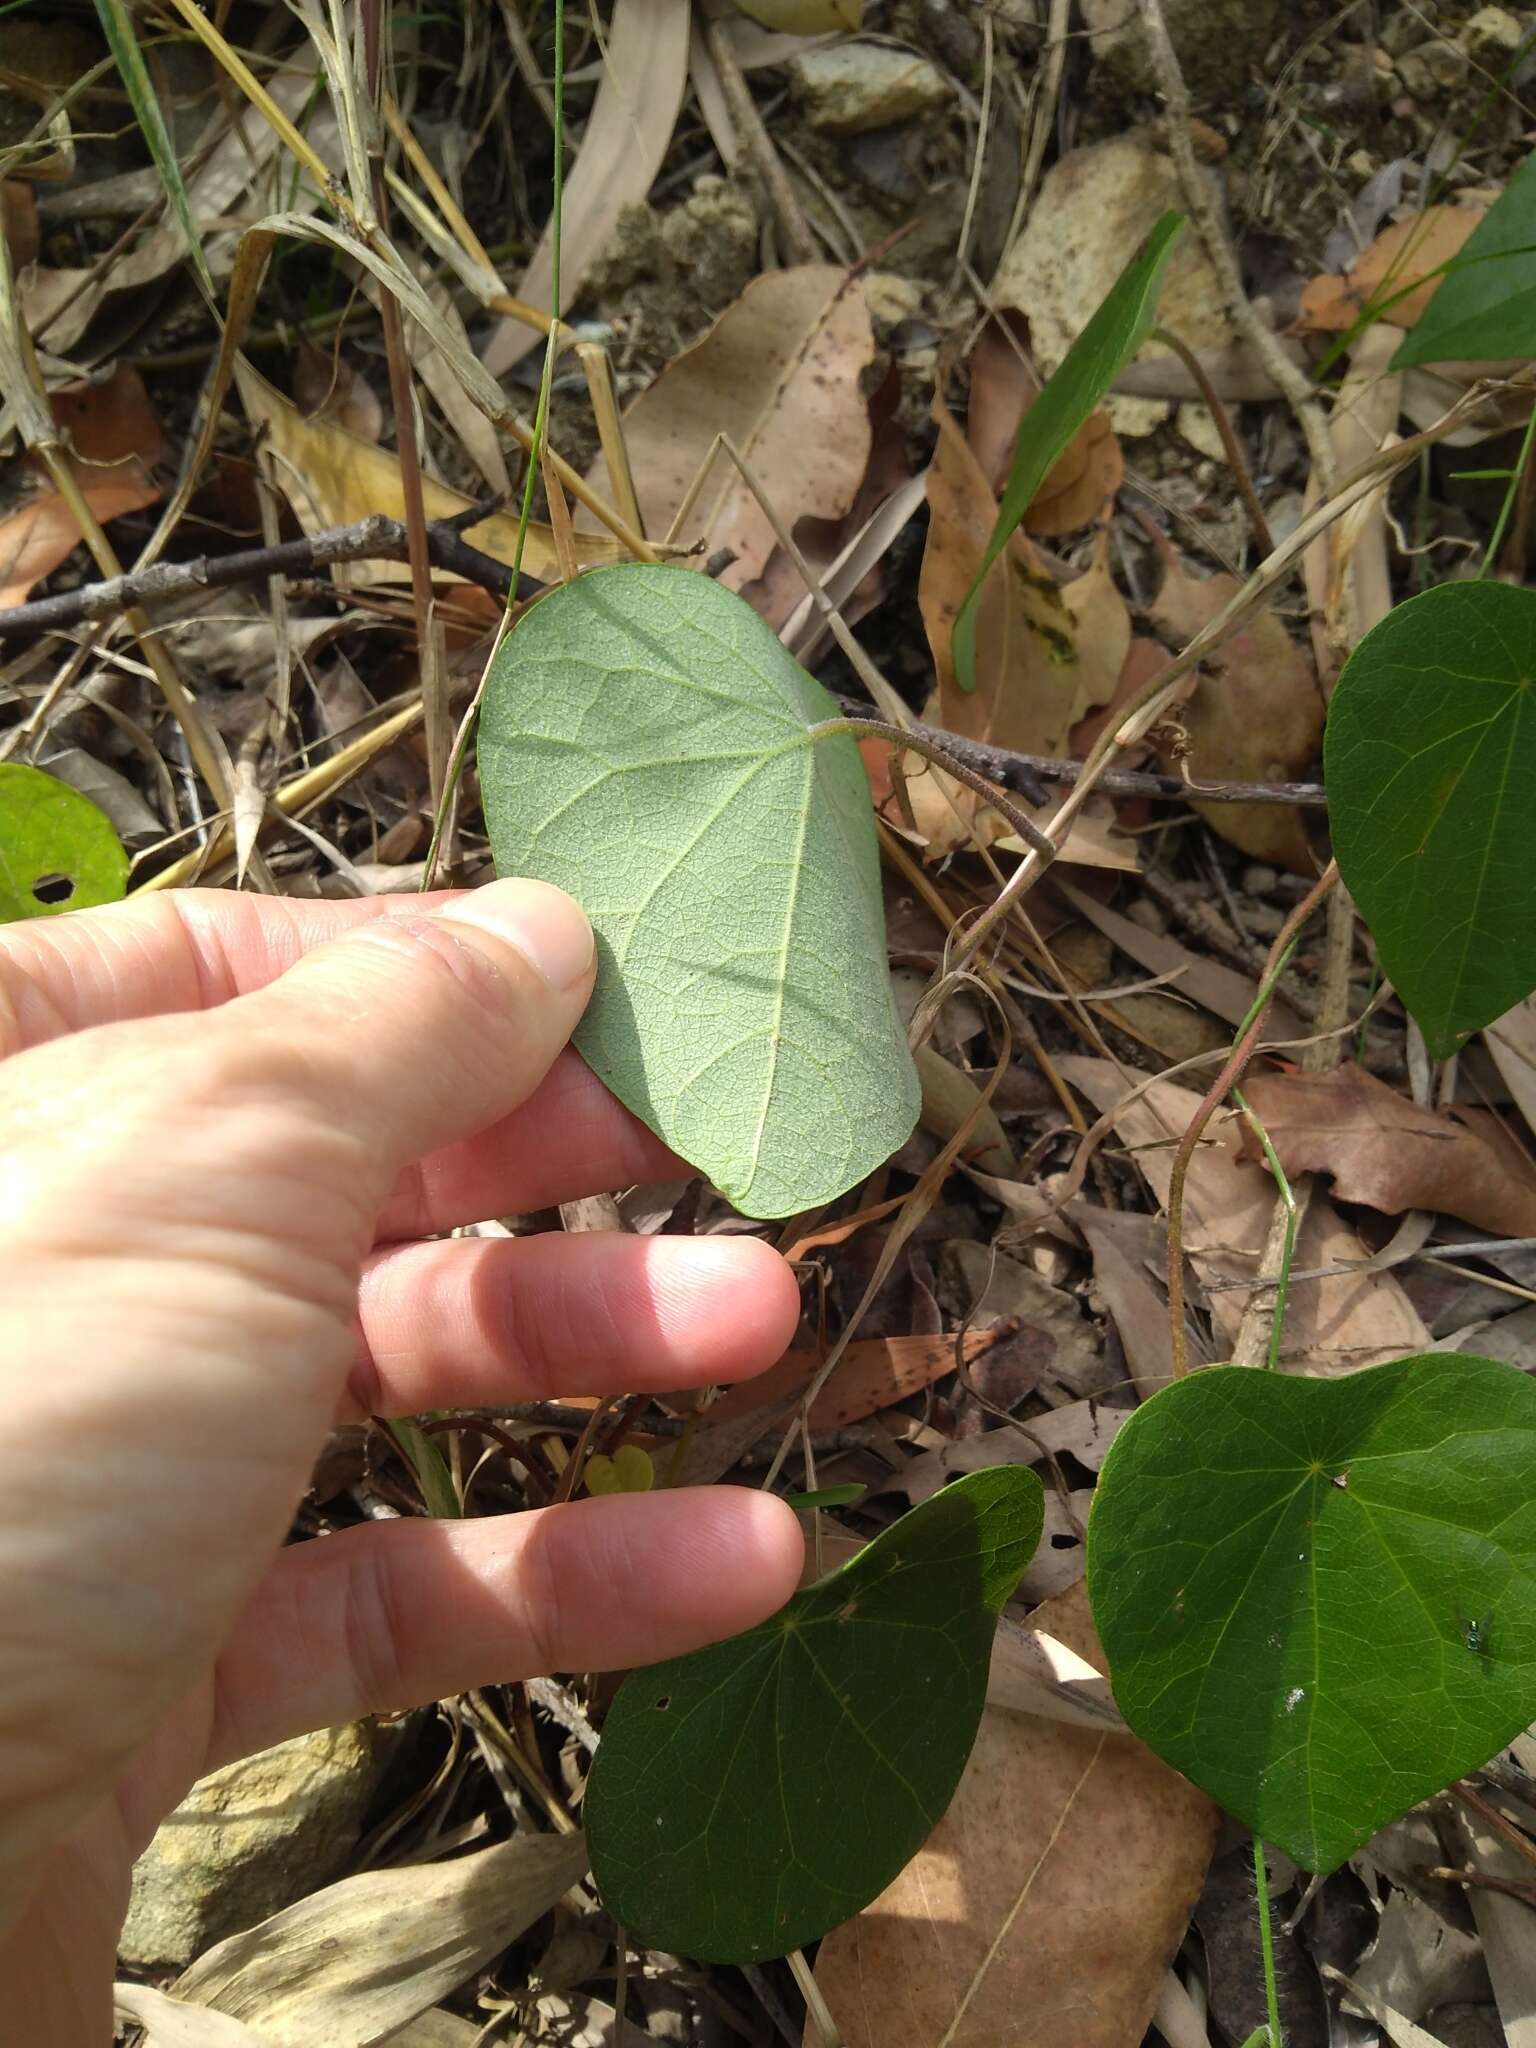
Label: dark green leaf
xmin=0 ymin=763 xmax=129 ymax=922
xmin=478 ymin=564 xmax=920 ymax=1218
xmin=953 ymin=211 xmax=1183 ymax=691
xmin=1393 ymin=152 xmax=1536 ymax=366
xmin=1324 ymin=580 xmax=1536 ymax=1055
xmin=586 ymin=1467 xmax=1044 ymax=1961
xmin=1087 ymin=1355 xmax=1536 ymax=1873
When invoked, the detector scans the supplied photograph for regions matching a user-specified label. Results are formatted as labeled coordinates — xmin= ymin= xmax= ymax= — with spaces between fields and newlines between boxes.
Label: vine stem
xmin=810 ymin=717 xmax=1056 ymax=859
xmin=1165 ymin=863 xmax=1336 ymax=1379
xmin=1253 ymin=1836 xmax=1284 ymax=2047
xmin=1230 ymin=1090 xmax=1298 ymax=1373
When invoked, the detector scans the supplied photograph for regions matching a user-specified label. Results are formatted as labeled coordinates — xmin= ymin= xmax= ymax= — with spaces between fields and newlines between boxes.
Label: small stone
xmin=1124 ymin=894 xmax=1170 ymax=935
xmin=1463 ymin=6 xmax=1526 ymax=60
xmin=861 ymin=268 xmax=926 ymax=329
xmin=1396 ymin=38 xmax=1469 ymax=97
xmin=120 ymin=1722 xmax=396 ymax=1968
xmin=788 ymin=45 xmax=952 ymax=136
xmin=992 ymin=132 xmax=1241 ymax=440
xmin=1242 ymin=863 xmax=1279 ymax=897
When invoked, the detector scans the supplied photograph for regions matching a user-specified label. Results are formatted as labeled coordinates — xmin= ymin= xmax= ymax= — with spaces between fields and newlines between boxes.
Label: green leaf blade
xmin=1392 ymin=152 xmax=1536 ymax=367
xmin=1324 ymin=580 xmax=1536 ymax=1055
xmin=1088 ymin=1357 xmax=1536 ymax=1873
xmin=953 ymin=209 xmax=1183 ymax=691
xmin=587 ymin=1467 xmax=1044 ymax=1962
xmin=478 ymin=565 xmax=920 ymax=1218
xmin=0 ymin=764 xmax=128 ymax=922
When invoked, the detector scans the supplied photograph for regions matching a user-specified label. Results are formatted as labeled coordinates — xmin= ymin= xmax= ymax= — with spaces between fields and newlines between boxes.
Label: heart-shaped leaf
xmin=952 ymin=210 xmax=1182 ymax=691
xmin=1325 ymin=581 xmax=1536 ymax=1055
xmin=478 ymin=565 xmax=920 ymax=1218
xmin=1392 ymin=150 xmax=1536 ymax=367
xmin=586 ymin=1466 xmax=1043 ymax=1962
xmin=0 ymin=762 xmax=129 ymax=922
xmin=1087 ymin=1355 xmax=1536 ymax=1873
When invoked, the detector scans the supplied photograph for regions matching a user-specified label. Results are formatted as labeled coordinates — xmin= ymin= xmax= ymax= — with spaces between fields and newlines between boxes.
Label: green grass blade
xmin=92 ymin=0 xmax=215 ymax=297
xmin=952 ymin=209 xmax=1183 ymax=691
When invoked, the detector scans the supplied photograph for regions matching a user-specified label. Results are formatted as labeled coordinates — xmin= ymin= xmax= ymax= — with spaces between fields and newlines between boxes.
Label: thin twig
xmin=1139 ymin=0 xmax=1337 ymax=494
xmin=0 ymin=515 xmax=536 ymax=641
xmin=1152 ymin=323 xmax=1274 ymax=555
xmin=699 ymin=0 xmax=815 ymax=265
xmin=1166 ymin=864 xmax=1337 ymax=1380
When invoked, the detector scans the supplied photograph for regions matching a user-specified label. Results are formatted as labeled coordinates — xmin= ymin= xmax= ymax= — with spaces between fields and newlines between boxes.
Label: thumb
xmin=217 ymin=876 xmax=597 ymax=1185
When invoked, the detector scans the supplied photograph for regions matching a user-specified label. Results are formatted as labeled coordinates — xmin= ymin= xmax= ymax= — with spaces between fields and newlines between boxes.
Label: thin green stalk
xmin=389 ymin=1416 xmax=461 ymax=1518
xmin=419 ymin=0 xmax=565 ymax=895
xmin=1252 ymin=1835 xmax=1283 ymax=2047
xmin=1479 ymin=399 xmax=1536 ymax=578
xmin=1231 ymin=1086 xmax=1297 ymax=1372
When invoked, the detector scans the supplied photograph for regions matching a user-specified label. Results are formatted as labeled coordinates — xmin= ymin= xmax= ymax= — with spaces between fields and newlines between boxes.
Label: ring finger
xmin=350 ymin=1230 xmax=801 ymax=1417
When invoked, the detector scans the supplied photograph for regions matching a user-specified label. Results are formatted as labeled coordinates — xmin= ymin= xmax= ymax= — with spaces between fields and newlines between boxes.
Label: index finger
xmin=0 ymin=889 xmax=471 ymax=1058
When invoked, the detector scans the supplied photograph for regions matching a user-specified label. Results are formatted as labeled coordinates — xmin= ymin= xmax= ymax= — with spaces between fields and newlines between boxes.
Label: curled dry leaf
xmin=584 ymin=265 xmax=874 ymax=600
xmin=234 ymin=363 xmax=617 ymax=588
xmin=1 ymin=181 xmax=38 ymax=268
xmin=292 ymin=342 xmax=384 ymax=444
xmin=701 ymin=1328 xmax=1005 ymax=1430
xmin=0 ymin=364 xmax=163 ymax=607
xmin=1057 ymin=1055 xmax=1430 ymax=1372
xmin=809 ymin=1582 xmax=1218 ymax=2048
xmin=1296 ymin=205 xmax=1486 ymax=336
xmin=1240 ymin=1063 xmax=1536 ymax=1239
xmin=1146 ymin=534 xmax=1324 ymax=874
xmin=966 ymin=312 xmax=1124 ymax=537
xmin=908 ymin=400 xmax=1130 ymax=861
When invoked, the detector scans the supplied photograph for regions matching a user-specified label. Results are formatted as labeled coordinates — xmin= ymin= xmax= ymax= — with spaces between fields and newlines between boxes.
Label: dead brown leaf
xmin=1485 ymin=993 xmax=1536 ymax=1142
xmin=1240 ymin=1063 xmax=1536 ymax=1238
xmin=0 ymin=364 xmax=163 ymax=607
xmin=965 ymin=311 xmax=1123 ymax=536
xmin=582 ymin=265 xmax=873 ymax=597
xmin=1057 ymin=1056 xmax=1430 ymax=1372
xmin=702 ymin=1330 xmax=1002 ymax=1430
xmin=2 ymin=181 xmax=38 ymax=269
xmin=1296 ymin=205 xmax=1486 ymax=335
xmin=292 ymin=343 xmax=384 ymax=444
xmin=1146 ymin=535 xmax=1324 ymax=874
xmin=809 ymin=1582 xmax=1218 ymax=2048
xmin=909 ymin=401 xmax=1129 ymax=857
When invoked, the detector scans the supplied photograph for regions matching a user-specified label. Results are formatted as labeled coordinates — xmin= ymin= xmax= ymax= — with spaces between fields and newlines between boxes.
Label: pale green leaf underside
xmin=586 ymin=1467 xmax=1044 ymax=1962
xmin=478 ymin=565 xmax=919 ymax=1217
xmin=1324 ymin=580 xmax=1536 ymax=1055
xmin=0 ymin=763 xmax=129 ymax=923
xmin=1088 ymin=1356 xmax=1536 ymax=1873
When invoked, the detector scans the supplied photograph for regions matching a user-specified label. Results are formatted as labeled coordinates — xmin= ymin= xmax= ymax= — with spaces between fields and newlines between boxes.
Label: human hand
xmin=0 ymin=881 xmax=804 ymax=2042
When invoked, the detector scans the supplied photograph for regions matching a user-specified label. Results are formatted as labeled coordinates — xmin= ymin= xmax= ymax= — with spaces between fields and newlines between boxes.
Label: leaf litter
xmin=8 ymin=5 xmax=1536 ymax=2043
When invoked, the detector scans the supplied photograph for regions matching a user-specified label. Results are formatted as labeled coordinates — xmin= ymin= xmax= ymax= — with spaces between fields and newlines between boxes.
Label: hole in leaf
xmin=653 ymin=1695 xmax=671 ymax=1712
xmin=31 ymin=872 xmax=75 ymax=906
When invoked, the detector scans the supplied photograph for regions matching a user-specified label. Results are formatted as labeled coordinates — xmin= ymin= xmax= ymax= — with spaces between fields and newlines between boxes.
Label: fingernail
xmin=452 ymin=878 xmax=595 ymax=992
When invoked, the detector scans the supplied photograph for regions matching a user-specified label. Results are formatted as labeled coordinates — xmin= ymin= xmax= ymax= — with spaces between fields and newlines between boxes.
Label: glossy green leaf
xmin=478 ymin=564 xmax=920 ymax=1218
xmin=586 ymin=1466 xmax=1044 ymax=1962
xmin=0 ymin=763 xmax=129 ymax=923
xmin=1393 ymin=151 xmax=1536 ymax=367
xmin=1087 ymin=1355 xmax=1536 ymax=1874
xmin=953 ymin=210 xmax=1183 ymax=691
xmin=1324 ymin=581 xmax=1536 ymax=1055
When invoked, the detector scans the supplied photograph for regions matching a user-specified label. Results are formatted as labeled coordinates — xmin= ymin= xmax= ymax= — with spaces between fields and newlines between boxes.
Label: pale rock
xmin=120 ymin=1721 xmax=394 ymax=1968
xmin=1396 ymin=37 xmax=1470 ymax=97
xmin=860 ymin=267 xmax=926 ymax=329
xmin=992 ymin=133 xmax=1241 ymax=438
xmin=788 ymin=44 xmax=952 ymax=136
xmin=1462 ymin=5 xmax=1527 ymax=60
xmin=1079 ymin=0 xmax=1278 ymax=100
